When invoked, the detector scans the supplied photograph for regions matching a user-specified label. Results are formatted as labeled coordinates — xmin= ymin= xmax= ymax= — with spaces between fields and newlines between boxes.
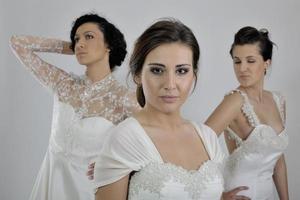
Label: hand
xmin=62 ymin=41 xmax=74 ymax=55
xmin=86 ymin=162 xmax=95 ymax=180
xmin=222 ymin=186 xmax=251 ymax=200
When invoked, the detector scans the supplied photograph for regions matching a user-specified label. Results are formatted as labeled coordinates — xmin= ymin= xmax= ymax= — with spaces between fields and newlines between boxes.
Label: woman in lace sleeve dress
xmin=10 ymin=13 xmax=140 ymax=200
xmin=205 ymin=26 xmax=289 ymax=200
xmin=93 ymin=18 xmax=225 ymax=200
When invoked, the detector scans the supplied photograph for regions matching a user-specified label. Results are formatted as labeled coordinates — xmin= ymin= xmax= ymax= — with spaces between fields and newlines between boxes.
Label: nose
xmin=239 ymin=62 xmax=248 ymax=72
xmin=75 ymin=39 xmax=85 ymax=51
xmin=164 ymin=72 xmax=176 ymax=90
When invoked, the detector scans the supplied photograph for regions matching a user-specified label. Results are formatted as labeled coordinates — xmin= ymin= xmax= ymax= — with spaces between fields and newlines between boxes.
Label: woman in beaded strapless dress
xmin=10 ymin=14 xmax=139 ymax=200
xmin=206 ymin=26 xmax=289 ymax=200
xmin=94 ymin=19 xmax=224 ymax=200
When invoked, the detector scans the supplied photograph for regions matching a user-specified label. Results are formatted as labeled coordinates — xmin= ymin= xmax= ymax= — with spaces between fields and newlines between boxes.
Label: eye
xmin=85 ymin=34 xmax=94 ymax=40
xmin=176 ymin=68 xmax=189 ymax=75
xmin=234 ymin=60 xmax=241 ymax=64
xmin=247 ymin=60 xmax=256 ymax=63
xmin=150 ymin=67 xmax=164 ymax=75
xmin=74 ymin=37 xmax=79 ymax=43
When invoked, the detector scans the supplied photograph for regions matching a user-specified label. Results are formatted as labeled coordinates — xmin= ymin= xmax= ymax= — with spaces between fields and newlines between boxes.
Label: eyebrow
xmin=246 ymin=56 xmax=256 ymax=59
xmin=148 ymin=63 xmax=191 ymax=68
xmin=75 ymin=31 xmax=96 ymax=37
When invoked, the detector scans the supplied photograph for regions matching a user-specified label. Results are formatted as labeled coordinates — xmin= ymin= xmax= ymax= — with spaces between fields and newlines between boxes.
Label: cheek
xmin=254 ymin=65 xmax=265 ymax=75
xmin=142 ymin=77 xmax=158 ymax=97
xmin=179 ymin=76 xmax=194 ymax=94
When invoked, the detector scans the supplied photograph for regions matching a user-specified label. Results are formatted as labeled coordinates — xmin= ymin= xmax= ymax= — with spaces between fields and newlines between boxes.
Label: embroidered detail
xmin=10 ymin=35 xmax=140 ymax=124
xmin=225 ymin=126 xmax=288 ymax=173
xmin=129 ymin=161 xmax=223 ymax=199
xmin=10 ymin=35 xmax=141 ymax=162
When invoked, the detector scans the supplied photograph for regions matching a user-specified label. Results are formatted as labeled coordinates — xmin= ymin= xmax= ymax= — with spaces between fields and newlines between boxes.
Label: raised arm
xmin=10 ymin=35 xmax=74 ymax=92
xmin=205 ymin=92 xmax=243 ymax=136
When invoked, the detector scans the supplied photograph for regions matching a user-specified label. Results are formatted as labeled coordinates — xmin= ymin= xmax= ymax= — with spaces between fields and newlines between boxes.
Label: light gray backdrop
xmin=1 ymin=0 xmax=299 ymax=199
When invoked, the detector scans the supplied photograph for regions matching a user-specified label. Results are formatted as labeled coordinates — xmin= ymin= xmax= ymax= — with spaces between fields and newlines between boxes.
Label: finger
xmin=86 ymin=170 xmax=94 ymax=179
xmin=231 ymin=186 xmax=249 ymax=194
xmin=235 ymin=195 xmax=251 ymax=200
xmin=88 ymin=162 xmax=95 ymax=168
xmin=86 ymin=170 xmax=93 ymax=176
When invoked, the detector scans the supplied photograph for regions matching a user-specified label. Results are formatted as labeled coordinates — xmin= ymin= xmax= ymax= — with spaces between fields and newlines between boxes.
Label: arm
xmin=273 ymin=96 xmax=289 ymax=199
xmin=95 ymin=175 xmax=129 ymax=200
xmin=10 ymin=35 xmax=73 ymax=91
xmin=205 ymin=92 xmax=243 ymax=136
xmin=273 ymin=155 xmax=289 ymax=200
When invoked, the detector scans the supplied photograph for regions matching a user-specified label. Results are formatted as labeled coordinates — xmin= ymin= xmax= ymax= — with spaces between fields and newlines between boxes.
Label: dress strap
xmin=226 ymin=89 xmax=260 ymax=127
xmin=271 ymin=91 xmax=286 ymax=126
xmin=225 ymin=127 xmax=243 ymax=147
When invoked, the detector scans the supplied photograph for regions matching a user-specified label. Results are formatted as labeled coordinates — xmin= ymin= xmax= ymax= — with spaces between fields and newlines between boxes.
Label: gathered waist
xmin=49 ymin=136 xmax=100 ymax=166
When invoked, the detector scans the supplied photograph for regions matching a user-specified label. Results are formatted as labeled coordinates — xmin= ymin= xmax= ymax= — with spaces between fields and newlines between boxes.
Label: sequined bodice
xmin=129 ymin=161 xmax=224 ymax=200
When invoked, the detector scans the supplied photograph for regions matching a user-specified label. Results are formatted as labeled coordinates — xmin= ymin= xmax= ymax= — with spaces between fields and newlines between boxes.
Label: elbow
xmin=9 ymin=35 xmax=19 ymax=50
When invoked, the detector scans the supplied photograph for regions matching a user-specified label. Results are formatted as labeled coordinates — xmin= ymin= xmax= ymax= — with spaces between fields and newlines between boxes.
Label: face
xmin=232 ymin=44 xmax=270 ymax=87
xmin=137 ymin=42 xmax=195 ymax=114
xmin=74 ymin=22 xmax=110 ymax=66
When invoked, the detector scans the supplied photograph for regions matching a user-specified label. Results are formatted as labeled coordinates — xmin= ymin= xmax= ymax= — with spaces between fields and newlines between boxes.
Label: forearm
xmin=10 ymin=35 xmax=65 ymax=54
xmin=95 ymin=175 xmax=129 ymax=200
xmin=273 ymin=155 xmax=289 ymax=200
xmin=10 ymin=35 xmax=72 ymax=91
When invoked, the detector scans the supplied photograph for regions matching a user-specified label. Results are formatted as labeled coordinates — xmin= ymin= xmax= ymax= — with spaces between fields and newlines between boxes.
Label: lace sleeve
xmin=10 ymin=35 xmax=73 ymax=93
xmin=122 ymin=91 xmax=141 ymax=118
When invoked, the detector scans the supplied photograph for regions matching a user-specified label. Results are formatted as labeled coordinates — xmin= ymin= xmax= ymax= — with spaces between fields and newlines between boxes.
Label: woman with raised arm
xmin=10 ymin=13 xmax=139 ymax=200
xmin=206 ymin=26 xmax=289 ymax=200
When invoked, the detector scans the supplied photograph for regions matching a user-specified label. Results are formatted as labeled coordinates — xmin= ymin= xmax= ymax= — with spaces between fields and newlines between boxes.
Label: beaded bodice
xmin=223 ymin=90 xmax=288 ymax=197
xmin=129 ymin=161 xmax=223 ymax=200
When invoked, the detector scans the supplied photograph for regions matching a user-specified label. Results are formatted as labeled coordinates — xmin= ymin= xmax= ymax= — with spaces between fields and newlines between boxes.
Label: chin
xmin=159 ymin=106 xmax=179 ymax=115
xmin=77 ymin=59 xmax=90 ymax=66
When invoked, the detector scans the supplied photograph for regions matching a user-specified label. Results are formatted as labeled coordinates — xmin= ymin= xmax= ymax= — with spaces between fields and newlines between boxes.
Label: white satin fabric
xmin=29 ymin=101 xmax=114 ymax=200
xmin=224 ymin=90 xmax=288 ymax=200
xmin=94 ymin=117 xmax=224 ymax=200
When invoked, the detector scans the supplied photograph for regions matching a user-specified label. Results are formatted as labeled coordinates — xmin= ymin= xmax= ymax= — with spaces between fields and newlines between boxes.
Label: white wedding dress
xmin=94 ymin=117 xmax=224 ymax=200
xmin=224 ymin=90 xmax=288 ymax=200
xmin=10 ymin=35 xmax=139 ymax=200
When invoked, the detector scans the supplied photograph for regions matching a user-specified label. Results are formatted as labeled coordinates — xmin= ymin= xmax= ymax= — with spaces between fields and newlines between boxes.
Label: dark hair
xmin=129 ymin=18 xmax=200 ymax=107
xmin=229 ymin=26 xmax=274 ymax=61
xmin=70 ymin=13 xmax=127 ymax=71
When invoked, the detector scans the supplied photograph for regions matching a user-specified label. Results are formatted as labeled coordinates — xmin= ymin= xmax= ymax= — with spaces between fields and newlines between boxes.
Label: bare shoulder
xmin=222 ymin=90 xmax=244 ymax=109
xmin=205 ymin=90 xmax=244 ymax=135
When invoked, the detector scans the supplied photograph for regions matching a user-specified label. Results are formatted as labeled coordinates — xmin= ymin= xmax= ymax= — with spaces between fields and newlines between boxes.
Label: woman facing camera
xmin=206 ymin=26 xmax=289 ymax=199
xmin=94 ymin=18 xmax=224 ymax=200
xmin=10 ymin=13 xmax=139 ymax=200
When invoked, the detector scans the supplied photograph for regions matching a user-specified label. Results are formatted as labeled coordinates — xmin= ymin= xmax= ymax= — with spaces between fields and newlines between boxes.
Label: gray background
xmin=1 ymin=0 xmax=299 ymax=199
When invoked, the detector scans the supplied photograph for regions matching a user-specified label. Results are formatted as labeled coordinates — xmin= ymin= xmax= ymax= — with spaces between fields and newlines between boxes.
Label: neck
xmin=239 ymin=80 xmax=264 ymax=103
xmin=139 ymin=105 xmax=184 ymax=130
xmin=85 ymin=62 xmax=111 ymax=83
